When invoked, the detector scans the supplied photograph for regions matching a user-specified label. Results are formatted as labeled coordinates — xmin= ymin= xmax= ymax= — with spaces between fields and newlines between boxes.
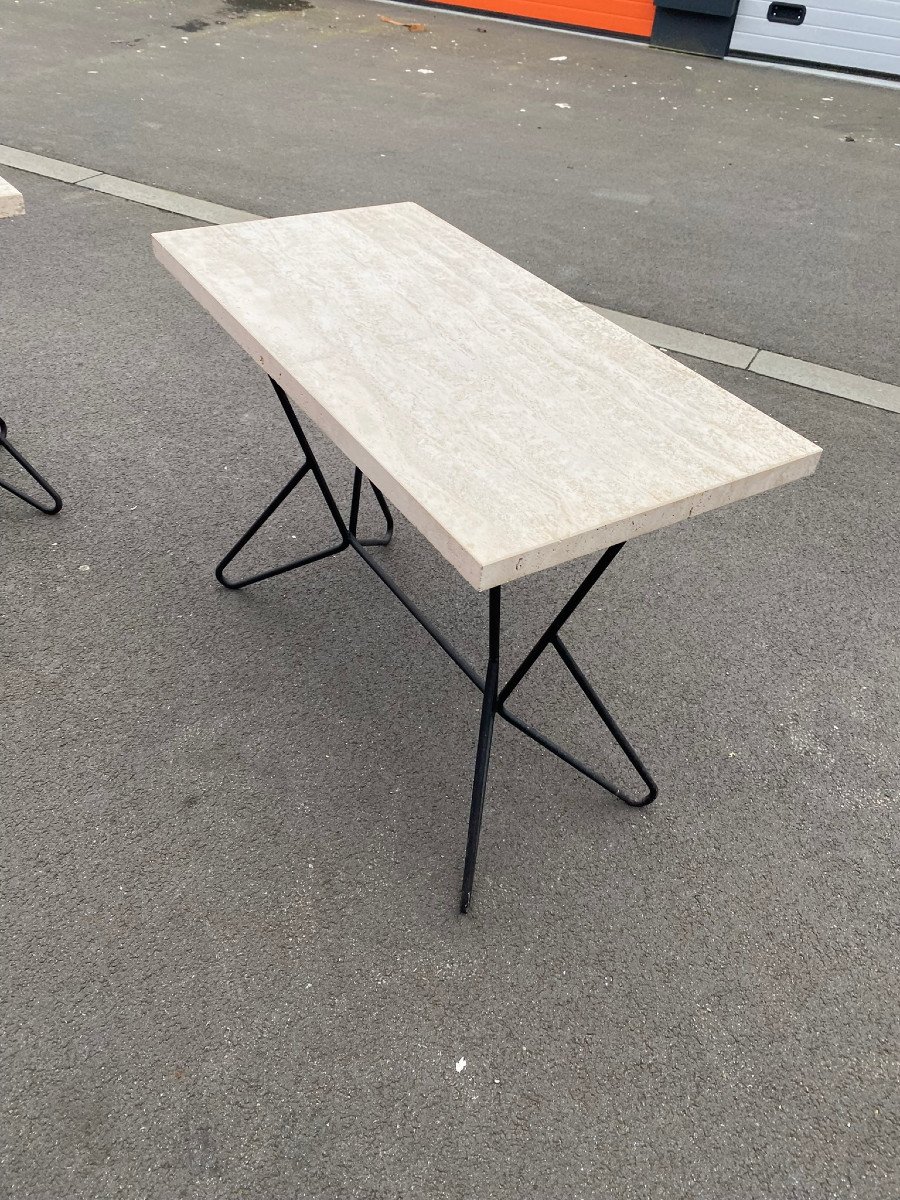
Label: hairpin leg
xmin=215 ymin=379 xmax=392 ymax=588
xmin=496 ymin=545 xmax=657 ymax=808
xmin=0 ymin=418 xmax=62 ymax=515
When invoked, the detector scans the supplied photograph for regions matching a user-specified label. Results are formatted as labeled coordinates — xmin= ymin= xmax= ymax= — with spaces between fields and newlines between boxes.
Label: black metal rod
xmin=347 ymin=467 xmax=394 ymax=546
xmin=215 ymin=461 xmax=349 ymax=590
xmin=0 ymin=418 xmax=63 ymax=515
xmin=271 ymin=379 xmax=352 ymax=540
xmin=348 ymin=468 xmax=363 ymax=537
xmin=276 ymin=384 xmax=392 ymax=549
xmin=496 ymin=541 xmax=624 ymax=707
xmin=552 ymin=634 xmax=656 ymax=806
xmin=361 ymin=481 xmax=394 ymax=548
xmin=349 ymin=533 xmax=484 ymax=690
xmin=460 ymin=586 xmax=501 ymax=913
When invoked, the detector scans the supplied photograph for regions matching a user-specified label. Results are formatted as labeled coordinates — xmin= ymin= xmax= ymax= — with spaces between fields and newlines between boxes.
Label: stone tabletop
xmin=153 ymin=202 xmax=820 ymax=590
xmin=0 ymin=175 xmax=24 ymax=219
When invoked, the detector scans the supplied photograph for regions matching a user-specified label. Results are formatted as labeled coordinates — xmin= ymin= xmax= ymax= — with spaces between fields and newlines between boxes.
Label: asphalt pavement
xmin=1 ymin=0 xmax=899 ymax=383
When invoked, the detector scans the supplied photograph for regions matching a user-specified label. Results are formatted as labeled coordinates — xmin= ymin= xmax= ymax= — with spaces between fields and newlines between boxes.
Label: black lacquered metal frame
xmin=0 ymin=417 xmax=63 ymax=514
xmin=217 ymin=378 xmax=657 ymax=912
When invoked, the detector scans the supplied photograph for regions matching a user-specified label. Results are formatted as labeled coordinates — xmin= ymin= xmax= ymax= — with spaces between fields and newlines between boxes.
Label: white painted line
xmin=590 ymin=306 xmax=757 ymax=370
xmin=0 ymin=140 xmax=897 ymax=414
xmin=77 ymin=174 xmax=260 ymax=224
xmin=750 ymin=350 xmax=900 ymax=415
xmin=0 ymin=144 xmax=100 ymax=184
xmin=0 ymin=174 xmax=25 ymax=219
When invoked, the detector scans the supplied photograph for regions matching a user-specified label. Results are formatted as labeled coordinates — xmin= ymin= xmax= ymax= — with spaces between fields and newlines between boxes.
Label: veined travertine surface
xmin=0 ymin=175 xmax=24 ymax=219
xmin=153 ymin=203 xmax=821 ymax=590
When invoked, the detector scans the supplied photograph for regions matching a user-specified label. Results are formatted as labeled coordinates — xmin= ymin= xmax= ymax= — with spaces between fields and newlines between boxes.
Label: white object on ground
xmin=0 ymin=174 xmax=24 ymax=218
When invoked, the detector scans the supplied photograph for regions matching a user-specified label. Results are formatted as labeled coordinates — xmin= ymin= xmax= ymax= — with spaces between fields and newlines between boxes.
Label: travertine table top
xmin=0 ymin=175 xmax=24 ymax=219
xmin=153 ymin=203 xmax=820 ymax=590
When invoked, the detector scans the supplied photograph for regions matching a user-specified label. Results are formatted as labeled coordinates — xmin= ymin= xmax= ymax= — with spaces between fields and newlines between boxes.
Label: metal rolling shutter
xmin=417 ymin=0 xmax=655 ymax=37
xmin=730 ymin=0 xmax=900 ymax=77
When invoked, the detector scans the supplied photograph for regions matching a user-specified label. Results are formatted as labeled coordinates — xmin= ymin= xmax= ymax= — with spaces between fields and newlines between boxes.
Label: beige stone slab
xmin=153 ymin=203 xmax=821 ymax=590
xmin=0 ymin=174 xmax=25 ymax=218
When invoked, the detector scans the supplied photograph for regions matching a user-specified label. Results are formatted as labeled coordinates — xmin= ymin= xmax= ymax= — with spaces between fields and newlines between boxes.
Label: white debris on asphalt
xmin=455 ymin=1057 xmax=466 ymax=1073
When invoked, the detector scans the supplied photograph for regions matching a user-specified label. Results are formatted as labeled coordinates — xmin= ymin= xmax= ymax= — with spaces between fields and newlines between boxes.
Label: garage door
xmin=418 ymin=0 xmax=655 ymax=37
xmin=730 ymin=0 xmax=900 ymax=77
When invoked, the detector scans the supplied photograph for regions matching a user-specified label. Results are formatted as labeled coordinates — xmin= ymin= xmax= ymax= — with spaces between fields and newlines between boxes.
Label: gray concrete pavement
xmin=1 ymin=0 xmax=899 ymax=384
xmin=2 ymin=170 xmax=898 ymax=1199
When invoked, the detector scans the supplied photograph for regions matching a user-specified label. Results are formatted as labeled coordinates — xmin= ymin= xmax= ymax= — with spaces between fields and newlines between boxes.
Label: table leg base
xmin=217 ymin=378 xmax=657 ymax=912
xmin=0 ymin=418 xmax=63 ymax=515
xmin=214 ymin=396 xmax=393 ymax=589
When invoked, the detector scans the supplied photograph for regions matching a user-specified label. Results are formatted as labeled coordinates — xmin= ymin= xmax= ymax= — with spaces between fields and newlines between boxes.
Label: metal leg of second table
xmin=0 ymin=418 xmax=63 ymax=515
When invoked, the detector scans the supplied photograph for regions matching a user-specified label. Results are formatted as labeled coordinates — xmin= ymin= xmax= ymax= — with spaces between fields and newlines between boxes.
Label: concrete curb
xmin=589 ymin=307 xmax=757 ymax=370
xmin=79 ymin=174 xmax=259 ymax=225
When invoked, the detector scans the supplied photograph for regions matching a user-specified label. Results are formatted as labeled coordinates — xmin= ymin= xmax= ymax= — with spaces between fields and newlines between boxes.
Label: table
xmin=153 ymin=202 xmax=821 ymax=912
xmin=0 ymin=176 xmax=62 ymax=515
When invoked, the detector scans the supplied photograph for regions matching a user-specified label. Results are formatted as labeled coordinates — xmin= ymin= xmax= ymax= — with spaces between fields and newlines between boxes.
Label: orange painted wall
xmin=421 ymin=0 xmax=655 ymax=37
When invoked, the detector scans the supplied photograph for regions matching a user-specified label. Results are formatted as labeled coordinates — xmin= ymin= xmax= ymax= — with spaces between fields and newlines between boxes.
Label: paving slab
xmin=2 ymin=169 xmax=898 ymax=1200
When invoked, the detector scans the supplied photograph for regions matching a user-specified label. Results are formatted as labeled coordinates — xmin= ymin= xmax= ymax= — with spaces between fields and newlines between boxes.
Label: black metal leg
xmin=215 ymin=459 xmax=349 ymax=589
xmin=215 ymin=381 xmax=658 ymax=910
xmin=496 ymin=544 xmax=657 ymax=808
xmin=0 ymin=418 xmax=63 ymax=515
xmin=215 ymin=380 xmax=391 ymax=589
xmin=349 ymin=467 xmax=393 ymax=548
xmin=460 ymin=587 xmax=501 ymax=914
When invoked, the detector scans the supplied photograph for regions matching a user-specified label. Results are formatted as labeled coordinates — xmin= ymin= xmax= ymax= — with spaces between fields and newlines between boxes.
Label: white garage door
xmin=730 ymin=0 xmax=900 ymax=78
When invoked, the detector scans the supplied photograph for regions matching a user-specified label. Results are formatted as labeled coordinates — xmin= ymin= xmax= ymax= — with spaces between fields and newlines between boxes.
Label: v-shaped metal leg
xmin=0 ymin=418 xmax=62 ymax=515
xmin=496 ymin=544 xmax=658 ymax=809
xmin=215 ymin=379 xmax=393 ymax=589
xmin=460 ymin=546 xmax=657 ymax=911
xmin=214 ymin=381 xmax=657 ymax=912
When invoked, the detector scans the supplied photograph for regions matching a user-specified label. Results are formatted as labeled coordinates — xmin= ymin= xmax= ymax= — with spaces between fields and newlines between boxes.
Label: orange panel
xmin=418 ymin=0 xmax=654 ymax=36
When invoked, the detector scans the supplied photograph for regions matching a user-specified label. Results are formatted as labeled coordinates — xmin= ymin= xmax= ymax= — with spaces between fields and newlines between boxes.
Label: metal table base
xmin=216 ymin=378 xmax=657 ymax=912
